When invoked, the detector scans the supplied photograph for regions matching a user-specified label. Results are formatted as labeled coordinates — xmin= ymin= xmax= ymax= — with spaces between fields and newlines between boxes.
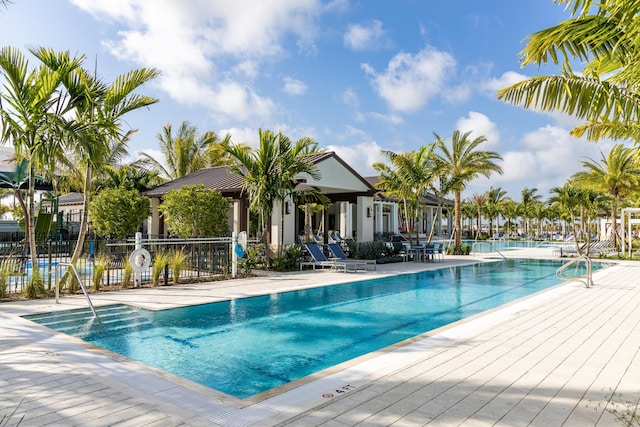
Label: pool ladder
xmin=556 ymin=255 xmax=593 ymax=288
xmin=55 ymin=262 xmax=99 ymax=319
xmin=471 ymin=241 xmax=507 ymax=259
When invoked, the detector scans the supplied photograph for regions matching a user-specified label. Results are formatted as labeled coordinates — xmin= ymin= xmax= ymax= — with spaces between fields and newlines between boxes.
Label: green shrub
xmin=271 ymin=245 xmax=305 ymax=271
xmin=0 ymin=258 xmax=17 ymax=299
xmin=151 ymin=251 xmax=170 ymax=286
xmin=239 ymin=244 xmax=262 ymax=275
xmin=90 ymin=188 xmax=150 ymax=238
xmin=92 ymin=254 xmax=110 ymax=291
xmin=122 ymin=259 xmax=133 ymax=288
xmin=342 ymin=240 xmax=387 ymax=260
xmin=25 ymin=268 xmax=45 ymax=299
xmin=169 ymin=248 xmax=189 ymax=284
xmin=158 ymin=184 xmax=229 ymax=237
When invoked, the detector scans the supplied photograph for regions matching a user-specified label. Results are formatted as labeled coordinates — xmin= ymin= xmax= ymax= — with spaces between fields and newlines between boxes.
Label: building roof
xmin=142 ymin=166 xmax=244 ymax=197
xmin=58 ymin=192 xmax=84 ymax=206
xmin=143 ymin=152 xmax=376 ymax=199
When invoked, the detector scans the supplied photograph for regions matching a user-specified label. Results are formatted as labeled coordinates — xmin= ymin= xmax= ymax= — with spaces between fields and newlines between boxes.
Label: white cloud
xmin=344 ymin=20 xmax=388 ymax=50
xmin=283 ymin=76 xmax=308 ymax=95
xmin=455 ymin=112 xmax=500 ymax=147
xmin=325 ymin=126 xmax=387 ymax=176
xmin=481 ymin=71 xmax=528 ymax=95
xmin=362 ymin=45 xmax=456 ymax=112
xmin=341 ymin=88 xmax=360 ymax=110
xmin=70 ymin=0 xmax=328 ymax=123
xmin=466 ymin=125 xmax=616 ymax=198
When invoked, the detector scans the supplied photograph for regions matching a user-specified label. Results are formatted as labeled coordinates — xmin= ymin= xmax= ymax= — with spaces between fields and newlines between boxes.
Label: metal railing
xmin=471 ymin=241 xmax=507 ymax=259
xmin=55 ymin=262 xmax=99 ymax=318
xmin=556 ymin=255 xmax=593 ymax=288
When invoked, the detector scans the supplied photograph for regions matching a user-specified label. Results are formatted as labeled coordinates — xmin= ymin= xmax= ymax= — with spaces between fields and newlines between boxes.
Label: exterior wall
xmin=356 ymin=195 xmax=374 ymax=242
xmin=271 ymin=197 xmax=297 ymax=246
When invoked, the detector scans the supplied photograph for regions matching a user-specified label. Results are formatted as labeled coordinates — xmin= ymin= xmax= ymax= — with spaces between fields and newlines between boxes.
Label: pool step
xmin=25 ymin=304 xmax=154 ymax=335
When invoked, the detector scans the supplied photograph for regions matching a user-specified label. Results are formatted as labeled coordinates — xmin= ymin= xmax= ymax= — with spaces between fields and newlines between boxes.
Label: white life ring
xmin=129 ymin=248 xmax=151 ymax=272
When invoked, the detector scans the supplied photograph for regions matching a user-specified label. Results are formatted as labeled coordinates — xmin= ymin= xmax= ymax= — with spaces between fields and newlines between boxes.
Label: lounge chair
xmin=300 ymin=244 xmax=359 ymax=272
xmin=327 ymin=243 xmax=376 ymax=271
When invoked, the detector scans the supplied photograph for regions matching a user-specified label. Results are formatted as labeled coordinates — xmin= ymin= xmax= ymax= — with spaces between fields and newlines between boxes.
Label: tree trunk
xmin=304 ymin=203 xmax=311 ymax=243
xmin=454 ymin=191 xmax=462 ymax=254
xmin=70 ymin=163 xmax=92 ymax=265
xmin=27 ymin=166 xmax=37 ymax=270
xmin=611 ymin=202 xmax=618 ymax=247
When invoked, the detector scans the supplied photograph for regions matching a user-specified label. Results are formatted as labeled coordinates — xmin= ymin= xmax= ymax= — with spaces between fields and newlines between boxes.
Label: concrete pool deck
xmin=1 ymin=249 xmax=638 ymax=426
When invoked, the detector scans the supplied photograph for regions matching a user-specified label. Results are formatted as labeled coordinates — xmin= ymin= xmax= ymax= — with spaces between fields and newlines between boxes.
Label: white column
xmin=391 ymin=203 xmax=399 ymax=235
xmin=356 ymin=196 xmax=374 ymax=242
xmin=340 ymin=202 xmax=351 ymax=238
xmin=232 ymin=199 xmax=241 ymax=235
xmin=375 ymin=202 xmax=383 ymax=236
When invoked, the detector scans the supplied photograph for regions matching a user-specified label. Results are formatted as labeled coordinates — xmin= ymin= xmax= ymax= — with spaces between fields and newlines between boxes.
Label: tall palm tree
xmin=485 ymin=186 xmax=507 ymax=237
xmin=139 ymin=121 xmax=230 ymax=180
xmin=373 ymin=144 xmax=438 ymax=246
xmin=550 ymin=183 xmax=583 ymax=252
xmin=0 ymin=47 xmax=83 ymax=274
xmin=520 ymin=187 xmax=541 ymax=236
xmin=96 ymin=163 xmax=162 ymax=192
xmin=469 ymin=192 xmax=488 ymax=239
xmin=501 ymin=199 xmax=520 ymax=237
xmin=222 ymin=129 xmax=321 ymax=259
xmin=434 ymin=130 xmax=503 ymax=254
xmin=49 ymin=62 xmax=159 ymax=266
xmin=498 ymin=0 xmax=640 ymax=143
xmin=571 ymin=144 xmax=640 ymax=246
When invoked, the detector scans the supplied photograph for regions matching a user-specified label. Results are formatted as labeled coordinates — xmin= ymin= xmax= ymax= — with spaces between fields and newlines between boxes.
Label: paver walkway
xmin=1 ymin=253 xmax=638 ymax=426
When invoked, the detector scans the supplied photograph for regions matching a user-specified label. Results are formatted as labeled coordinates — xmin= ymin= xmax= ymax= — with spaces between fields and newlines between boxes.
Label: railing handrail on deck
xmin=55 ymin=262 xmax=99 ymax=319
xmin=556 ymin=255 xmax=593 ymax=288
xmin=471 ymin=241 xmax=507 ymax=259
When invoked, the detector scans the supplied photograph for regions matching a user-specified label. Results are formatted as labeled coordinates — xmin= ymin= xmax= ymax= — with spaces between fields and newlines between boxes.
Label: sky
xmin=1 ymin=0 xmax=621 ymax=201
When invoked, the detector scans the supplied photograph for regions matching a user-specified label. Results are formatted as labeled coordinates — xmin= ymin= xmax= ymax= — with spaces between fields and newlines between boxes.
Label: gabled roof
xmin=142 ymin=166 xmax=244 ymax=197
xmin=143 ymin=151 xmax=377 ymax=198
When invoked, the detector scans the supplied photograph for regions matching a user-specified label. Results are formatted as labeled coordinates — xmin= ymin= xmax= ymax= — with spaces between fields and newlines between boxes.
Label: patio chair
xmin=434 ymin=242 xmax=445 ymax=262
xmin=327 ymin=243 xmax=376 ymax=271
xmin=300 ymin=244 xmax=356 ymax=272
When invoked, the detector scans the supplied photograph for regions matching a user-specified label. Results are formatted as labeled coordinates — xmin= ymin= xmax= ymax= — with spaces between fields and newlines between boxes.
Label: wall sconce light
xmin=366 ymin=206 xmax=372 ymax=218
xmin=285 ymin=201 xmax=291 ymax=215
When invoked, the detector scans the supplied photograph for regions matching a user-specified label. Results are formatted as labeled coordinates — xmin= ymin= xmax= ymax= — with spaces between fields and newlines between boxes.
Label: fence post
xmin=134 ymin=232 xmax=142 ymax=288
xmin=47 ymin=239 xmax=52 ymax=290
xmin=232 ymin=231 xmax=237 ymax=278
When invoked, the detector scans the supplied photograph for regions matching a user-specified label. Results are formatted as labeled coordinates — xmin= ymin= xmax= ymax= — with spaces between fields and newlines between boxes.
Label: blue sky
xmin=1 ymin=0 xmax=617 ymax=200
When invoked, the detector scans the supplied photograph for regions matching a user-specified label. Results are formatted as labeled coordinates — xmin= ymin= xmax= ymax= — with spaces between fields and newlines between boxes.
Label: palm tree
xmin=501 ymin=199 xmax=520 ymax=237
xmin=550 ymin=183 xmax=583 ymax=252
xmin=49 ymin=62 xmax=159 ymax=267
xmin=139 ymin=121 xmax=230 ymax=180
xmin=373 ymin=144 xmax=438 ymax=246
xmin=0 ymin=47 xmax=83 ymax=274
xmin=469 ymin=193 xmax=488 ymax=239
xmin=96 ymin=163 xmax=162 ymax=192
xmin=571 ymin=144 xmax=640 ymax=246
xmin=485 ymin=186 xmax=507 ymax=237
xmin=434 ymin=130 xmax=503 ymax=254
xmin=520 ymin=187 xmax=541 ymax=237
xmin=222 ymin=129 xmax=321 ymax=259
xmin=498 ymin=0 xmax=640 ymax=143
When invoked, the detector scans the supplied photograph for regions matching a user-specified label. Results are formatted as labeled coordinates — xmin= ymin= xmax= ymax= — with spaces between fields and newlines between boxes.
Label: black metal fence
xmin=2 ymin=237 xmax=231 ymax=296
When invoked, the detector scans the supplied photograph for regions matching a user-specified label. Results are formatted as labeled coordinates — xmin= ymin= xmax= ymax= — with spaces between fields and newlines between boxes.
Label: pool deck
xmin=1 ymin=248 xmax=639 ymax=426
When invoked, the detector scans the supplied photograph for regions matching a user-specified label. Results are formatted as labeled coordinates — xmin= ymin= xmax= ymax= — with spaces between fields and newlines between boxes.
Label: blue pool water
xmin=24 ymin=258 xmax=607 ymax=399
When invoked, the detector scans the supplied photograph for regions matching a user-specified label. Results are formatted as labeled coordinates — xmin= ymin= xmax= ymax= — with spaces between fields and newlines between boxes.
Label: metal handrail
xmin=55 ymin=262 xmax=99 ymax=319
xmin=556 ymin=255 xmax=593 ymax=288
xmin=471 ymin=241 xmax=507 ymax=259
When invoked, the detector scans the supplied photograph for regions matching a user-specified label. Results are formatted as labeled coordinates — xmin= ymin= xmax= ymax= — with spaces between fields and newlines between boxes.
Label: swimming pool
xmin=24 ymin=258 xmax=606 ymax=399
